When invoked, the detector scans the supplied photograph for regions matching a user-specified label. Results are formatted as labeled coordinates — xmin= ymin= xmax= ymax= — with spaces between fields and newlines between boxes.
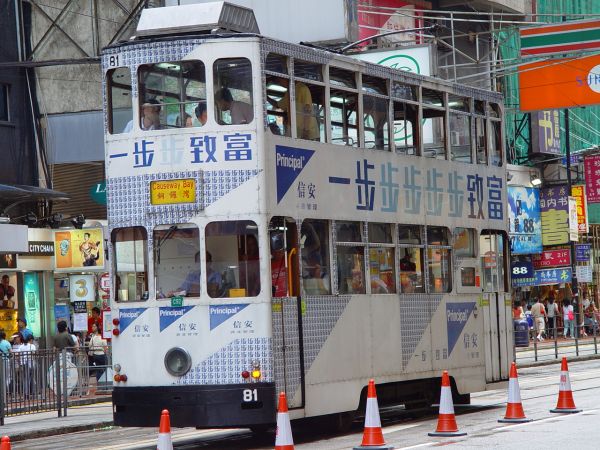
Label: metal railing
xmin=0 ymin=347 xmax=112 ymax=424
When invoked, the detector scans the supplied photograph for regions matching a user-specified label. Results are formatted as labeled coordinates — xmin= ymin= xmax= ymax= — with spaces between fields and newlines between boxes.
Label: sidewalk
xmin=0 ymin=402 xmax=113 ymax=442
xmin=516 ymin=334 xmax=600 ymax=367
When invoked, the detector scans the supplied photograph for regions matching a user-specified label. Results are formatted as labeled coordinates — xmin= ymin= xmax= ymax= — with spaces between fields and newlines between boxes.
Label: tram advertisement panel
xmin=267 ymin=135 xmax=506 ymax=229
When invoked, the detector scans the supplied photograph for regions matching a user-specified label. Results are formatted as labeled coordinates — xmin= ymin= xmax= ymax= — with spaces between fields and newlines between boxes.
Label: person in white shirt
xmin=215 ymin=88 xmax=253 ymax=125
xmin=563 ymin=298 xmax=575 ymax=338
xmin=546 ymin=296 xmax=559 ymax=338
xmin=123 ymin=99 xmax=163 ymax=132
xmin=530 ymin=297 xmax=546 ymax=341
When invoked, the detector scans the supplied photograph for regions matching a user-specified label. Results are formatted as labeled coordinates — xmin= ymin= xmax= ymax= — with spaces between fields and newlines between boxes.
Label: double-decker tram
xmin=103 ymin=4 xmax=511 ymax=428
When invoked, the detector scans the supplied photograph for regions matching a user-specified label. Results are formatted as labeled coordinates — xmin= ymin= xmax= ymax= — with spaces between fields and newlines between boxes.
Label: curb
xmin=8 ymin=420 xmax=114 ymax=442
xmin=518 ymin=352 xmax=600 ymax=368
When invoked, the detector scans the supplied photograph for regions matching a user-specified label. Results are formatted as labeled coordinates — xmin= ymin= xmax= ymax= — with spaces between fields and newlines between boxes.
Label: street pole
xmin=565 ymin=109 xmax=580 ymax=337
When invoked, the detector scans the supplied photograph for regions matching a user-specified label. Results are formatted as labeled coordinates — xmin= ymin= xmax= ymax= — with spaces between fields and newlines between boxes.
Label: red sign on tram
xmin=532 ymin=249 xmax=570 ymax=269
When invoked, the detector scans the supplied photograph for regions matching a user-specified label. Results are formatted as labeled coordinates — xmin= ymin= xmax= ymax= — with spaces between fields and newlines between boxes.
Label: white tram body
xmin=102 ymin=4 xmax=511 ymax=428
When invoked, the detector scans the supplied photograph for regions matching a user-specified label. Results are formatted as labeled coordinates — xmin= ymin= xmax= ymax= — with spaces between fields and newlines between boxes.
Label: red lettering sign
xmin=532 ymin=249 xmax=571 ymax=269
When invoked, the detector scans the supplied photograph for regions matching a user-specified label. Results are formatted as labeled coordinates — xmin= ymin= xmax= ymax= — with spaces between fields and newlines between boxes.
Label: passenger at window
xmin=400 ymin=251 xmax=416 ymax=271
xmin=240 ymin=235 xmax=260 ymax=296
xmin=215 ymin=88 xmax=253 ymax=124
xmin=270 ymin=232 xmax=288 ymax=297
xmin=267 ymin=79 xmax=318 ymax=140
xmin=182 ymin=113 xmax=193 ymax=128
xmin=195 ymin=101 xmax=207 ymax=126
xmin=205 ymin=251 xmax=223 ymax=298
xmin=123 ymin=99 xmax=162 ymax=132
xmin=168 ymin=251 xmax=200 ymax=297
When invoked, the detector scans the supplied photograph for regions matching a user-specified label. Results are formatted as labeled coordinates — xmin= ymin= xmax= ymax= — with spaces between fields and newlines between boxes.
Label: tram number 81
xmin=242 ymin=388 xmax=258 ymax=402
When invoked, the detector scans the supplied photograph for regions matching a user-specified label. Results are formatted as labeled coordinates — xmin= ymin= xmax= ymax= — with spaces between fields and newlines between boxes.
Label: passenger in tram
xmin=205 ymin=251 xmax=223 ymax=298
xmin=267 ymin=77 xmax=319 ymax=140
xmin=123 ymin=99 xmax=162 ymax=132
xmin=240 ymin=234 xmax=261 ymax=296
xmin=194 ymin=101 xmax=208 ymax=126
xmin=215 ymin=88 xmax=253 ymax=124
xmin=270 ymin=231 xmax=288 ymax=297
xmin=168 ymin=251 xmax=201 ymax=297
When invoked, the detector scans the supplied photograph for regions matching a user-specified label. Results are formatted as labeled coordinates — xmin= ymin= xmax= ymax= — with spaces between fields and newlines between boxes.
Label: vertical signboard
xmin=540 ymin=186 xmax=570 ymax=246
xmin=568 ymin=196 xmax=579 ymax=241
xmin=571 ymin=185 xmax=588 ymax=234
xmin=23 ymin=273 xmax=42 ymax=338
xmin=508 ymin=186 xmax=542 ymax=254
xmin=531 ymin=110 xmax=561 ymax=155
xmin=584 ymin=155 xmax=600 ymax=204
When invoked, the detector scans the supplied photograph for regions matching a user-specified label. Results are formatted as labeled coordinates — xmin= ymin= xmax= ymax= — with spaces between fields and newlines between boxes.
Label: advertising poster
xmin=540 ymin=186 xmax=570 ymax=246
xmin=584 ymin=155 xmax=600 ymax=203
xmin=0 ymin=310 xmax=17 ymax=337
xmin=54 ymin=304 xmax=71 ymax=331
xmin=508 ymin=186 xmax=542 ymax=254
xmin=23 ymin=273 xmax=41 ymax=338
xmin=69 ymin=274 xmax=95 ymax=302
xmin=571 ymin=185 xmax=588 ymax=233
xmin=54 ymin=228 xmax=104 ymax=270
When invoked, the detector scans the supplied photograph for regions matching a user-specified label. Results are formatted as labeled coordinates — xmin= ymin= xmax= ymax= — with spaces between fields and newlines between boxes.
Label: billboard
xmin=530 ymin=110 xmax=561 ymax=155
xmin=540 ymin=186 xmax=570 ymax=246
xmin=519 ymin=53 xmax=600 ymax=111
xmin=571 ymin=185 xmax=588 ymax=234
xmin=508 ymin=186 xmax=542 ymax=255
xmin=54 ymin=228 xmax=104 ymax=270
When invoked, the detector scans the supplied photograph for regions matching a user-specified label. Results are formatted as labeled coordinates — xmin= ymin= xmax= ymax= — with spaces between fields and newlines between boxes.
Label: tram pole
xmin=565 ymin=109 xmax=579 ymax=338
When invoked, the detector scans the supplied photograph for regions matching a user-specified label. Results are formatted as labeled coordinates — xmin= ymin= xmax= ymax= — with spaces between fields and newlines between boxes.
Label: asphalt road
xmin=13 ymin=359 xmax=600 ymax=449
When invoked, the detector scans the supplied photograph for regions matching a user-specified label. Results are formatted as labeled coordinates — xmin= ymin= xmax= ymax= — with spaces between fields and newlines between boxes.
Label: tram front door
xmin=270 ymin=216 xmax=305 ymax=408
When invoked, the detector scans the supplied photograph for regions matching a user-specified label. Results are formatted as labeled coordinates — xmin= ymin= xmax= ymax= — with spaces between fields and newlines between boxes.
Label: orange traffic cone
xmin=550 ymin=357 xmax=581 ymax=414
xmin=428 ymin=371 xmax=467 ymax=437
xmin=157 ymin=409 xmax=173 ymax=450
xmin=498 ymin=362 xmax=531 ymax=423
xmin=275 ymin=392 xmax=294 ymax=450
xmin=353 ymin=379 xmax=393 ymax=450
xmin=0 ymin=436 xmax=11 ymax=450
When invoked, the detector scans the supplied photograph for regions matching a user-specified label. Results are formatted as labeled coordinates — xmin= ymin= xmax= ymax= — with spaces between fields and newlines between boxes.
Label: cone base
xmin=428 ymin=431 xmax=467 ymax=437
xmin=498 ymin=417 xmax=532 ymax=423
xmin=353 ymin=445 xmax=395 ymax=450
xmin=549 ymin=407 xmax=581 ymax=414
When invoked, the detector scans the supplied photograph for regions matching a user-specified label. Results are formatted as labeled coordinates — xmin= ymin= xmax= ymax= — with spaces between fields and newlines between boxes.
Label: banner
xmin=571 ymin=185 xmax=589 ymax=233
xmin=54 ymin=228 xmax=104 ymax=270
xmin=540 ymin=186 xmax=570 ymax=246
xmin=532 ymin=249 xmax=570 ymax=269
xmin=508 ymin=186 xmax=542 ymax=254
xmin=584 ymin=155 xmax=600 ymax=203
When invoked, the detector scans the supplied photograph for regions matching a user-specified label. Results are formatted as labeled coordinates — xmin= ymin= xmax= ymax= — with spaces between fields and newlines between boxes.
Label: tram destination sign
xmin=150 ymin=179 xmax=196 ymax=205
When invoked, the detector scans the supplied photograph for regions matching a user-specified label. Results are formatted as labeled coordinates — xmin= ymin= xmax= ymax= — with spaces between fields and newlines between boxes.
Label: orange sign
xmin=571 ymin=185 xmax=589 ymax=234
xmin=518 ymin=53 xmax=600 ymax=111
xmin=150 ymin=179 xmax=196 ymax=205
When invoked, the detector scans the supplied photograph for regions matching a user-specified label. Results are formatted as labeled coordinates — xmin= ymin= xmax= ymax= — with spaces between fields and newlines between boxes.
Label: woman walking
xmin=88 ymin=323 xmax=108 ymax=385
xmin=563 ymin=298 xmax=575 ymax=338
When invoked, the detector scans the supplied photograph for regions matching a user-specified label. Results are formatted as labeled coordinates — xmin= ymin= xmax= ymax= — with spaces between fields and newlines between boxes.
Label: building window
xmin=0 ymin=84 xmax=9 ymax=122
xmin=112 ymin=226 xmax=148 ymax=302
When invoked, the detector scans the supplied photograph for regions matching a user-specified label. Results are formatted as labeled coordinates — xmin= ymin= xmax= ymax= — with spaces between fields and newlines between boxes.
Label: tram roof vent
xmin=136 ymin=2 xmax=260 ymax=38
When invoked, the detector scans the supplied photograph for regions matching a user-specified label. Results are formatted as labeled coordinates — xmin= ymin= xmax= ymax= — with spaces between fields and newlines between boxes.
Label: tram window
xmin=329 ymin=67 xmax=356 ymax=88
xmin=364 ymin=96 xmax=389 ymax=150
xmin=294 ymin=60 xmax=323 ymax=82
xmin=422 ymin=88 xmax=444 ymax=107
xmin=331 ymin=89 xmax=358 ymax=147
xmin=427 ymin=248 xmax=451 ymax=293
xmin=107 ymin=67 xmax=133 ymax=135
xmin=427 ymin=227 xmax=449 ymax=245
xmin=448 ymin=94 xmax=469 ymax=112
xmin=267 ymin=75 xmax=323 ymax=141
xmin=112 ymin=227 xmax=148 ymax=302
xmin=480 ymin=232 xmax=507 ymax=292
xmin=391 ymin=82 xmax=416 ymax=101
xmin=335 ymin=221 xmax=362 ymax=242
xmin=337 ymin=246 xmax=365 ymax=295
xmin=449 ymin=113 xmax=472 ymax=163
xmin=153 ymin=224 xmax=199 ymax=299
xmin=265 ymin=53 xmax=288 ymax=74
xmin=138 ymin=61 xmax=206 ymax=130
xmin=205 ymin=220 xmax=260 ymax=298
xmin=423 ymin=109 xmax=446 ymax=159
xmin=393 ymin=101 xmax=418 ymax=155
xmin=301 ymin=220 xmax=331 ymax=295
xmin=454 ymin=228 xmax=476 ymax=258
xmin=270 ymin=217 xmax=299 ymax=297
xmin=398 ymin=225 xmax=422 ymax=244
xmin=474 ymin=100 xmax=485 ymax=115
xmin=475 ymin=117 xmax=487 ymax=165
xmin=487 ymin=103 xmax=500 ymax=118
xmin=362 ymin=75 xmax=387 ymax=95
xmin=213 ymin=58 xmax=254 ymax=125
xmin=489 ymin=120 xmax=503 ymax=167
xmin=368 ymin=223 xmax=395 ymax=294
xmin=398 ymin=225 xmax=424 ymax=294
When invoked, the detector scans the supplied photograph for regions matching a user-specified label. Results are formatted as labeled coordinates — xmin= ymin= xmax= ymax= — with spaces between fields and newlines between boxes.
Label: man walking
xmin=546 ymin=295 xmax=559 ymax=338
xmin=531 ymin=297 xmax=546 ymax=341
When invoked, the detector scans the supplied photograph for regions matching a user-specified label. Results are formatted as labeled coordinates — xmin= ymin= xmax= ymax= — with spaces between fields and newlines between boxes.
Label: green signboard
xmin=171 ymin=296 xmax=183 ymax=307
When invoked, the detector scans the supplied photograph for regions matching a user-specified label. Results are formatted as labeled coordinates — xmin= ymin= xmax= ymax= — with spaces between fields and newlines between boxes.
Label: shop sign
xmin=534 ymin=267 xmax=572 ymax=286
xmin=508 ymin=186 xmax=542 ymax=255
xmin=571 ymin=185 xmax=589 ymax=233
xmin=532 ymin=249 xmax=570 ymax=269
xmin=54 ymin=228 xmax=104 ymax=270
xmin=576 ymin=244 xmax=592 ymax=262
xmin=72 ymin=301 xmax=87 ymax=314
xmin=531 ymin=110 xmax=561 ymax=155
xmin=569 ymin=196 xmax=579 ymax=241
xmin=27 ymin=241 xmax=55 ymax=256
xmin=584 ymin=155 xmax=600 ymax=203
xmin=511 ymin=260 xmax=535 ymax=287
xmin=89 ymin=182 xmax=107 ymax=206
xmin=23 ymin=273 xmax=42 ymax=338
xmin=576 ymin=265 xmax=593 ymax=283
xmin=540 ymin=186 xmax=570 ymax=246
xmin=69 ymin=274 xmax=95 ymax=302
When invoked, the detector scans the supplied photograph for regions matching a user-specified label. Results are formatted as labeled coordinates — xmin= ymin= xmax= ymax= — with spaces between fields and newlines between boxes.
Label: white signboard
xmin=576 ymin=265 xmax=593 ymax=283
xmin=568 ymin=196 xmax=579 ymax=242
xmin=69 ymin=274 xmax=96 ymax=302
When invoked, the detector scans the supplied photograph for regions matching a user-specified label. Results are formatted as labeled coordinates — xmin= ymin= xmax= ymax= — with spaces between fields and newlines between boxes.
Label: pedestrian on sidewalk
xmin=563 ymin=298 xmax=575 ymax=338
xmin=546 ymin=295 xmax=559 ymax=338
xmin=88 ymin=323 xmax=108 ymax=385
xmin=531 ymin=297 xmax=546 ymax=341
xmin=0 ymin=331 xmax=12 ymax=391
xmin=513 ymin=301 xmax=525 ymax=319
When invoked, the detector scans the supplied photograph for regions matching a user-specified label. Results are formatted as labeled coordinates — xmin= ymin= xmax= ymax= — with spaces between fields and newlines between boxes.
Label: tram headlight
xmin=164 ymin=347 xmax=192 ymax=377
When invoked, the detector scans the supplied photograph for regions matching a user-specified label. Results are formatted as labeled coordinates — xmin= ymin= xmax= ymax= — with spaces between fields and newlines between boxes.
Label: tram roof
xmin=103 ymin=33 xmax=502 ymax=103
